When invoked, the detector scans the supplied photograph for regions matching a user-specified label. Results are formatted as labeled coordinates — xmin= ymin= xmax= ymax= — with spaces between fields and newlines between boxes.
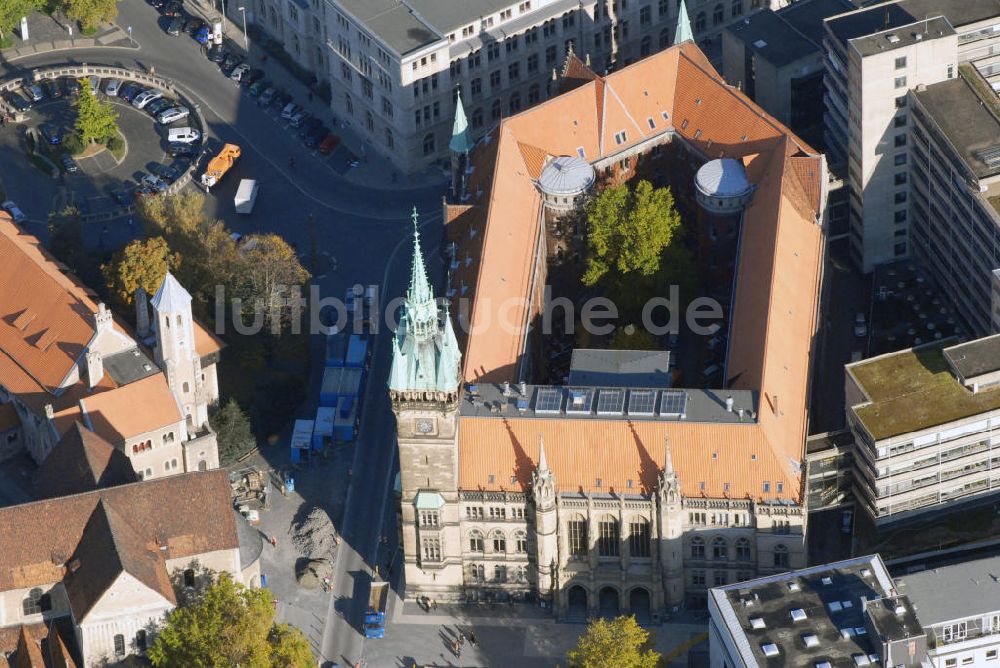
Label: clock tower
xmin=389 ymin=208 xmax=464 ymax=600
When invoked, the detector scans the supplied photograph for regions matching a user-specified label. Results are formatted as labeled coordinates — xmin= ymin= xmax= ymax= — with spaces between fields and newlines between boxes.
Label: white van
xmin=167 ymin=127 xmax=201 ymax=144
xmin=104 ymin=79 xmax=122 ymax=96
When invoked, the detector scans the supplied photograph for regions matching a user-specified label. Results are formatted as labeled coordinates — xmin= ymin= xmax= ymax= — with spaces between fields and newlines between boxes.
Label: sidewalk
xmin=0 ymin=11 xmax=133 ymax=63
xmin=187 ymin=5 xmax=448 ymax=191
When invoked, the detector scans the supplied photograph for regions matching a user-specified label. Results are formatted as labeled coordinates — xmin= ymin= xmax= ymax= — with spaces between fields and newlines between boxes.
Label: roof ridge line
xmin=604 ymin=80 xmax=646 ymax=139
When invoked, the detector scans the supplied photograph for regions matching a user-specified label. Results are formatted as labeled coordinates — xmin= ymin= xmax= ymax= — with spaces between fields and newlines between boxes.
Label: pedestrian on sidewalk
xmin=431 ymin=598 xmax=438 ymax=610
xmin=270 ymin=535 xmax=278 ymax=547
xmin=459 ymin=631 xmax=466 ymax=646
xmin=469 ymin=631 xmax=478 ymax=647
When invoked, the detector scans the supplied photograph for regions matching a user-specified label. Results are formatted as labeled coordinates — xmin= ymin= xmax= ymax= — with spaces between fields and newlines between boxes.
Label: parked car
xmin=166 ymin=141 xmax=199 ymax=157
xmin=157 ymin=106 xmax=190 ymax=124
xmin=297 ymin=116 xmax=322 ymax=135
xmin=119 ymin=82 xmax=141 ymax=102
xmin=271 ymin=91 xmax=291 ymax=110
xmin=111 ymin=189 xmax=134 ymax=206
xmin=61 ymin=154 xmax=79 ymax=173
xmin=6 ymin=91 xmax=31 ymax=112
xmin=249 ymin=80 xmax=268 ymax=97
xmin=104 ymin=79 xmax=123 ymax=96
xmin=240 ymin=68 xmax=264 ymax=86
xmin=229 ymin=63 xmax=250 ymax=82
xmin=289 ymin=110 xmax=310 ymax=128
xmin=258 ymin=87 xmax=276 ymax=106
xmin=195 ymin=26 xmax=211 ymax=45
xmin=87 ymin=75 xmax=100 ymax=92
xmin=132 ymin=89 xmax=164 ymax=109
xmin=184 ymin=17 xmax=205 ymax=33
xmin=301 ymin=125 xmax=328 ymax=148
xmin=145 ymin=97 xmax=173 ymax=116
xmin=22 ymin=84 xmax=43 ymax=102
xmin=317 ymin=133 xmax=341 ymax=155
xmin=221 ymin=53 xmax=242 ymax=72
xmin=41 ymin=79 xmax=62 ymax=99
xmin=162 ymin=0 xmax=183 ymax=16
xmin=62 ymin=78 xmax=82 ymax=97
xmin=141 ymin=174 xmax=169 ymax=192
xmin=150 ymin=162 xmax=182 ymax=181
xmin=38 ymin=123 xmax=62 ymax=145
xmin=207 ymin=44 xmax=227 ymax=63
xmin=280 ymin=102 xmax=300 ymax=120
xmin=167 ymin=126 xmax=201 ymax=144
xmin=134 ymin=184 xmax=159 ymax=199
xmin=166 ymin=17 xmax=184 ymax=36
xmin=1 ymin=201 xmax=26 ymax=223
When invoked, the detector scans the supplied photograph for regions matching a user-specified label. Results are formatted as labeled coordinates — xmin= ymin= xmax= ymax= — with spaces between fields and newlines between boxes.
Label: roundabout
xmin=0 ymin=64 xmax=205 ymax=221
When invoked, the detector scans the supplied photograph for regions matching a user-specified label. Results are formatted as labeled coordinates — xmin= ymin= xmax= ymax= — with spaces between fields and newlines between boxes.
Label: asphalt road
xmin=1 ymin=6 xmax=447 ymax=665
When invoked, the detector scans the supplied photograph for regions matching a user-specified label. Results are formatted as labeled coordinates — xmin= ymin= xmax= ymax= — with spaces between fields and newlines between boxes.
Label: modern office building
xmin=909 ymin=70 xmax=1000 ymax=336
xmin=269 ymin=0 xmax=803 ymax=174
xmin=722 ymin=0 xmax=853 ymax=149
xmin=388 ymin=40 xmax=827 ymax=617
xmin=845 ymin=336 xmax=1000 ymax=525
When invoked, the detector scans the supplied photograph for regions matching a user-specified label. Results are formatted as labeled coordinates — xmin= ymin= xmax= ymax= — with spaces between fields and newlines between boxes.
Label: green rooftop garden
xmin=850 ymin=345 xmax=1000 ymax=440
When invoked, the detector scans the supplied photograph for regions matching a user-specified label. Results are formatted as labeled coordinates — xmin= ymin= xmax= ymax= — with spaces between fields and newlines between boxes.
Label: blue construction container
xmin=325 ymin=330 xmax=348 ymax=367
xmin=333 ymin=395 xmax=359 ymax=442
xmin=345 ymin=334 xmax=369 ymax=368
xmin=290 ymin=419 xmax=314 ymax=464
xmin=313 ymin=406 xmax=335 ymax=450
xmin=319 ymin=366 xmax=365 ymax=407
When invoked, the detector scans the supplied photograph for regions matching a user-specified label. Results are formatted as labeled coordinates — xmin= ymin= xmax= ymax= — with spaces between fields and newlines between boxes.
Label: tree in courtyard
xmin=47 ymin=206 xmax=98 ymax=284
xmin=73 ymin=78 xmax=118 ymax=144
xmin=210 ymin=398 xmax=256 ymax=465
xmin=0 ymin=0 xmax=40 ymax=45
xmin=61 ymin=0 xmax=118 ymax=33
xmin=101 ymin=236 xmax=179 ymax=306
xmin=582 ymin=179 xmax=681 ymax=287
xmin=566 ymin=615 xmax=661 ymax=668
xmin=148 ymin=572 xmax=313 ymax=668
xmin=234 ymin=234 xmax=311 ymax=330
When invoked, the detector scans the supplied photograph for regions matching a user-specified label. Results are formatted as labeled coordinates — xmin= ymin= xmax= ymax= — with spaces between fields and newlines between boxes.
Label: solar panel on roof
xmin=976 ymin=145 xmax=1000 ymax=169
xmin=660 ymin=390 xmax=688 ymax=416
xmin=565 ymin=388 xmax=594 ymax=414
xmin=628 ymin=390 xmax=657 ymax=416
xmin=596 ymin=388 xmax=625 ymax=415
xmin=534 ymin=387 xmax=564 ymax=414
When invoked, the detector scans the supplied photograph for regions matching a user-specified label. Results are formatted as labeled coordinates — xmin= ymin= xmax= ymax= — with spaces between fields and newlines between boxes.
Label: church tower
xmin=389 ymin=208 xmax=464 ymax=600
xmin=531 ymin=438 xmax=557 ymax=606
xmin=656 ymin=436 xmax=685 ymax=608
xmin=449 ymin=89 xmax=472 ymax=201
xmin=150 ymin=272 xmax=206 ymax=432
xmin=674 ymin=0 xmax=693 ymax=45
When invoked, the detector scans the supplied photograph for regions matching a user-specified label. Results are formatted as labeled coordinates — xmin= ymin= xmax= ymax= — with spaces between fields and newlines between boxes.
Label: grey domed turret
xmin=695 ymin=158 xmax=755 ymax=214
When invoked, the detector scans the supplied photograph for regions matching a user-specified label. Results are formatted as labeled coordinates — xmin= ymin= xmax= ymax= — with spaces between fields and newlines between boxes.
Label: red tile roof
xmin=453 ymin=43 xmax=825 ymax=502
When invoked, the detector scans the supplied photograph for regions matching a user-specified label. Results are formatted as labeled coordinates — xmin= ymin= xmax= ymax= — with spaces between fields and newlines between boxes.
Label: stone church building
xmin=390 ymin=39 xmax=826 ymax=619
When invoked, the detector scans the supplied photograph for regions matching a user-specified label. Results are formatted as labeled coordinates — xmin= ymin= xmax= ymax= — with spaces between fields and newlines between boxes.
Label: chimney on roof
xmin=726 ymin=395 xmax=734 ymax=412
xmin=94 ymin=302 xmax=113 ymax=337
xmin=135 ymin=287 xmax=151 ymax=338
xmin=519 ymin=381 xmax=527 ymax=395
xmin=44 ymin=404 xmax=54 ymax=420
xmin=85 ymin=349 xmax=103 ymax=389
xmin=503 ymin=381 xmax=511 ymax=397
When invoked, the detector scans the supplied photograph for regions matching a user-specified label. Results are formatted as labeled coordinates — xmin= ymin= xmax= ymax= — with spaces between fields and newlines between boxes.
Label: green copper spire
xmin=449 ymin=88 xmax=472 ymax=154
xmin=675 ymin=0 xmax=693 ymax=44
xmin=389 ymin=207 xmax=462 ymax=395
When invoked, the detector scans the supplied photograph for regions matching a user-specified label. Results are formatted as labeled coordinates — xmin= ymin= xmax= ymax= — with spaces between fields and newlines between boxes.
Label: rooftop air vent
xmin=817 ymin=662 xmax=832 ymax=668
xmin=761 ymin=643 xmax=780 ymax=658
xmin=803 ymin=634 xmax=819 ymax=648
xmin=860 ymin=568 xmax=872 ymax=577
xmin=790 ymin=608 xmax=807 ymax=622
xmin=828 ymin=601 xmax=843 ymax=612
xmin=750 ymin=617 xmax=765 ymax=630
xmin=754 ymin=39 xmax=767 ymax=48
xmin=787 ymin=581 xmax=801 ymax=592
xmin=887 ymin=33 xmax=900 ymax=43
xmin=894 ymin=602 xmax=906 ymax=616
xmin=852 ymin=654 xmax=871 ymax=666
xmin=821 ymin=577 xmax=833 ymax=586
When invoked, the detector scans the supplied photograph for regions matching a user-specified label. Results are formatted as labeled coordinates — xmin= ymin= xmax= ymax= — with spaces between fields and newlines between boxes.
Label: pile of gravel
xmin=291 ymin=506 xmax=337 ymax=559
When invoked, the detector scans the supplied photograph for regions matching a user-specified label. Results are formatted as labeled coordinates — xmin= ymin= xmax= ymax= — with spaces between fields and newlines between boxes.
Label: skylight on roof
xmin=628 ymin=389 xmax=656 ymax=416
xmin=816 ymin=663 xmax=832 ymax=668
xmin=803 ymin=634 xmax=819 ymax=648
xmin=534 ymin=387 xmax=564 ymax=414
xmin=566 ymin=388 xmax=594 ymax=414
xmin=761 ymin=643 xmax=779 ymax=658
xmin=660 ymin=390 xmax=688 ymax=416
xmin=750 ymin=617 xmax=765 ymax=630
xmin=787 ymin=581 xmax=801 ymax=592
xmin=648 ymin=117 xmax=656 ymax=130
xmin=790 ymin=608 xmax=807 ymax=622
xmin=754 ymin=39 xmax=767 ymax=48
xmin=852 ymin=654 xmax=871 ymax=667
xmin=840 ymin=628 xmax=856 ymax=639
xmin=596 ymin=388 xmax=626 ymax=415
xmin=614 ymin=130 xmax=628 ymax=145
xmin=821 ymin=577 xmax=833 ymax=586
xmin=828 ymin=601 xmax=843 ymax=612
xmin=577 ymin=146 xmax=586 ymax=159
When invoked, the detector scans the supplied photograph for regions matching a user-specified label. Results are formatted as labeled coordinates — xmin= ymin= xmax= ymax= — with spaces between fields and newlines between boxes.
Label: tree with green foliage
xmin=148 ymin=572 xmax=313 ymax=668
xmin=102 ymin=236 xmax=179 ymax=306
xmin=235 ymin=234 xmax=310 ymax=330
xmin=61 ymin=0 xmax=118 ymax=33
xmin=73 ymin=79 xmax=118 ymax=144
xmin=582 ymin=179 xmax=681 ymax=287
xmin=0 ymin=0 xmax=40 ymax=46
xmin=210 ymin=398 xmax=256 ymax=465
xmin=47 ymin=206 xmax=96 ymax=282
xmin=567 ymin=616 xmax=661 ymax=668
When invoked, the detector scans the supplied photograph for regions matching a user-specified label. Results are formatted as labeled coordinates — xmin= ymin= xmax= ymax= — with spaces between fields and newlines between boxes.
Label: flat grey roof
xmin=336 ymin=0 xmax=440 ymax=56
xmin=913 ymin=76 xmax=1000 ymax=180
xmin=103 ymin=348 xmax=159 ymax=386
xmin=896 ymin=0 xmax=1000 ymax=29
xmin=408 ymin=0 xmax=522 ymax=35
xmin=460 ymin=382 xmax=758 ymax=424
xmin=727 ymin=0 xmax=854 ymax=68
xmin=711 ymin=555 xmax=901 ymax=668
xmin=896 ymin=554 xmax=1000 ymax=625
xmin=943 ymin=334 xmax=1000 ymax=379
xmin=568 ymin=349 xmax=673 ymax=388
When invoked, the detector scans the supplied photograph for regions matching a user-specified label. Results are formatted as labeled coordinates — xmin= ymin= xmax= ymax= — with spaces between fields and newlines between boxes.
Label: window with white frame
xmin=419 ymin=510 xmax=439 ymax=527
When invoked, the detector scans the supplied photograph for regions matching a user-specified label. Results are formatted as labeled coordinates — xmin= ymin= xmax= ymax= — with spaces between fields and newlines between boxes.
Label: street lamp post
xmin=219 ymin=0 xmax=227 ymax=33
xmin=238 ymin=6 xmax=249 ymax=52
